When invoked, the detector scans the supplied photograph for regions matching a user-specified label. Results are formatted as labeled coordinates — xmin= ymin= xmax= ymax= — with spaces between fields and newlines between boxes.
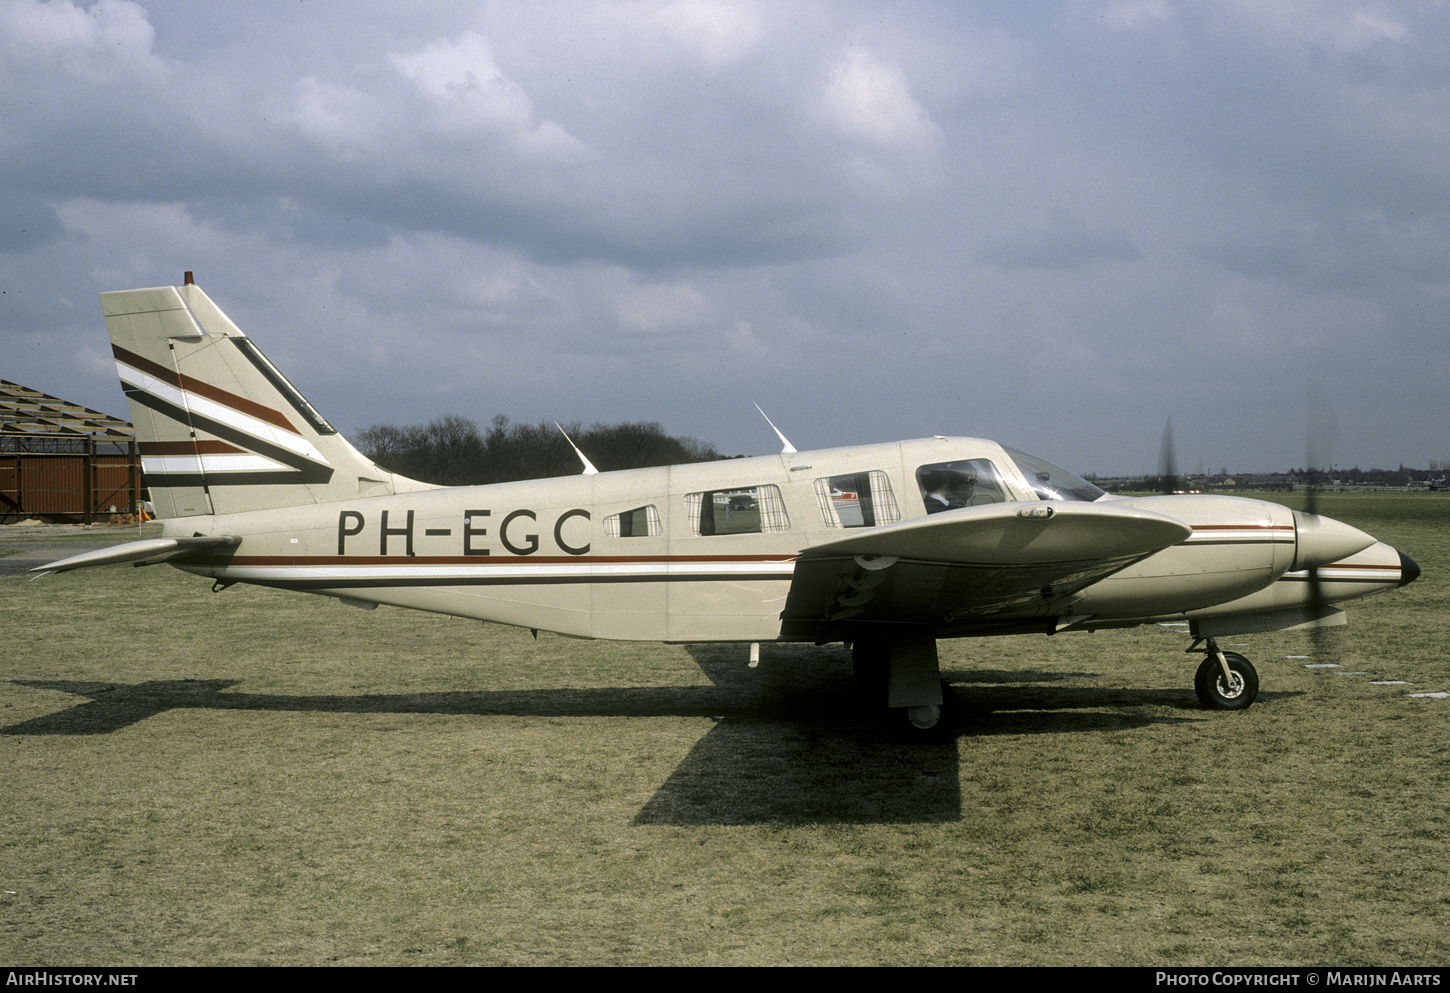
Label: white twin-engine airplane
xmin=36 ymin=276 xmax=1421 ymax=741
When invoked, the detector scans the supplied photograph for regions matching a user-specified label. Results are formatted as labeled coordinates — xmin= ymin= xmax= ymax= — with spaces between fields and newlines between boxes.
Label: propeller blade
xmin=1302 ymin=382 xmax=1340 ymax=660
xmin=1303 ymin=381 xmax=1339 ymax=518
xmin=1158 ymin=418 xmax=1177 ymax=495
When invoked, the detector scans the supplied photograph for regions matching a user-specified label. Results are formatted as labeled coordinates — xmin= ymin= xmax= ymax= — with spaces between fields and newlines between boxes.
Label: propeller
xmin=1158 ymin=418 xmax=1178 ymax=495
xmin=1301 ymin=382 xmax=1340 ymax=660
xmin=1302 ymin=382 xmax=1339 ymax=517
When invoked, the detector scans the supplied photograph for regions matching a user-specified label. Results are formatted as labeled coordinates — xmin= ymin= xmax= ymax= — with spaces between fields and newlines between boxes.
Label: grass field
xmin=2 ymin=492 xmax=1447 ymax=966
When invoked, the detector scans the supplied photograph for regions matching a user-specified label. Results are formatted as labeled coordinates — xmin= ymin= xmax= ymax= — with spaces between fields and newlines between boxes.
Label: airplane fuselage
xmin=157 ymin=436 xmax=1410 ymax=643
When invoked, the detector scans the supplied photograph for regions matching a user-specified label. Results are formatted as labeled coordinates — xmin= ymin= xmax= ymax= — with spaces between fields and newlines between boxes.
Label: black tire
xmin=890 ymin=680 xmax=958 ymax=744
xmin=1194 ymin=652 xmax=1258 ymax=710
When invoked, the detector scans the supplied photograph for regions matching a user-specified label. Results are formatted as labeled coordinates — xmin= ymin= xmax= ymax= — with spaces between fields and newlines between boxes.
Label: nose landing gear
xmin=1190 ymin=637 xmax=1259 ymax=710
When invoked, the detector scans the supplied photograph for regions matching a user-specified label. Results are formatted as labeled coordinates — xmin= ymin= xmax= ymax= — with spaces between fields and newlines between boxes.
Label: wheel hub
xmin=1217 ymin=672 xmax=1245 ymax=698
xmin=907 ymin=704 xmax=941 ymax=729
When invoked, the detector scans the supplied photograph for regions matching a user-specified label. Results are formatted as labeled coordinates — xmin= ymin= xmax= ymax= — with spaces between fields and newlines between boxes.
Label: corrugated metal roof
xmin=1 ymin=380 xmax=133 ymax=440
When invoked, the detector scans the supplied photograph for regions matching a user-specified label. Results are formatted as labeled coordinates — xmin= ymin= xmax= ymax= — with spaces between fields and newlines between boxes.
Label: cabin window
xmin=813 ymin=471 xmax=901 ymax=528
xmin=686 ymin=485 xmax=790 ymax=535
xmin=916 ymin=459 xmax=1009 ymax=514
xmin=603 ymin=505 xmax=662 ymax=538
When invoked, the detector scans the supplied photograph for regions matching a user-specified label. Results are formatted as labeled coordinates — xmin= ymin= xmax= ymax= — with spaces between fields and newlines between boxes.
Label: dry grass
xmin=1 ymin=493 xmax=1447 ymax=965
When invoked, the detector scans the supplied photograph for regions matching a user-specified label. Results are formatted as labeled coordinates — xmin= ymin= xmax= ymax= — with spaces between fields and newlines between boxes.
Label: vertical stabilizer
xmin=102 ymin=281 xmax=433 ymax=518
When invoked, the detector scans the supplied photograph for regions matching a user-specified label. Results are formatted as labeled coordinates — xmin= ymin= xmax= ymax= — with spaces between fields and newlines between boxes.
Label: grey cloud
xmin=1197 ymin=214 xmax=1450 ymax=294
xmin=5 ymin=1 xmax=1450 ymax=474
xmin=977 ymin=209 xmax=1140 ymax=270
xmin=0 ymin=194 xmax=64 ymax=253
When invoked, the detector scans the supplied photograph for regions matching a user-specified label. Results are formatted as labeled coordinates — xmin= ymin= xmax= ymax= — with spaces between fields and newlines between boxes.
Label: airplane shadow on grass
xmin=3 ymin=643 xmax=1234 ymax=825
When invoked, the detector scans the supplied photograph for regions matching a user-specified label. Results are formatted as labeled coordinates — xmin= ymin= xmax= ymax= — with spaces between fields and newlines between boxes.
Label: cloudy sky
xmin=3 ymin=0 xmax=1446 ymax=476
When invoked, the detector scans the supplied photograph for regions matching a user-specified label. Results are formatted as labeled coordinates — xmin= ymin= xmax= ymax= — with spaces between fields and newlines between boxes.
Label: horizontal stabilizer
xmin=30 ymin=536 xmax=240 ymax=577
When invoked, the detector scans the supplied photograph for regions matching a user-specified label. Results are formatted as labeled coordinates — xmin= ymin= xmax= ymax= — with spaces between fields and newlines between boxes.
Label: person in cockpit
xmin=921 ymin=468 xmax=977 ymax=513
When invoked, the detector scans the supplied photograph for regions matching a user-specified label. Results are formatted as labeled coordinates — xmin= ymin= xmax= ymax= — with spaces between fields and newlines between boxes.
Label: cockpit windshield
xmin=1003 ymin=447 xmax=1106 ymax=502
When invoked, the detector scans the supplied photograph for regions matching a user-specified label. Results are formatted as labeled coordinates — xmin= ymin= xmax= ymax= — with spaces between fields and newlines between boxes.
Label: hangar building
xmin=1 ymin=379 xmax=142 ymax=524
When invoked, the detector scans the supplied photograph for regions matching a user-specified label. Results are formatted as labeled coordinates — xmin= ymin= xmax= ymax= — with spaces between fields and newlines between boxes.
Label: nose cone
xmin=1292 ymin=511 xmax=1377 ymax=572
xmin=1398 ymin=551 xmax=1421 ymax=588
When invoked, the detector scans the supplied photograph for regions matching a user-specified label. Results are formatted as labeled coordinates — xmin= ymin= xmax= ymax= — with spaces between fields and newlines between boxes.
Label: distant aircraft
xmin=35 ymin=276 xmax=1421 ymax=740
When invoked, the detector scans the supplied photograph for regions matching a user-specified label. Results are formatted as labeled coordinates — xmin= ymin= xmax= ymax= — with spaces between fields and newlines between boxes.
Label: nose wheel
xmin=1191 ymin=638 xmax=1259 ymax=710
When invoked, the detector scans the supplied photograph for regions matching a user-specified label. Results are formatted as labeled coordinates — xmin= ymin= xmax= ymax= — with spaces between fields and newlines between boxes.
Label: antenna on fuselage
xmin=753 ymin=402 xmax=797 ymax=455
xmin=555 ymin=422 xmax=599 ymax=475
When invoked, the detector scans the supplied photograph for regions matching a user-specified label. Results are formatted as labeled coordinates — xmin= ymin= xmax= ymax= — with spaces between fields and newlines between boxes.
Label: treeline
xmin=355 ymin=414 xmax=724 ymax=486
xmin=1100 ymin=463 xmax=1440 ymax=493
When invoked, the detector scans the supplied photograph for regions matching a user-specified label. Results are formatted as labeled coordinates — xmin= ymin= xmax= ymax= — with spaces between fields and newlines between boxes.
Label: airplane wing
xmin=779 ymin=501 xmax=1191 ymax=639
xmin=30 ymin=536 xmax=241 ymax=577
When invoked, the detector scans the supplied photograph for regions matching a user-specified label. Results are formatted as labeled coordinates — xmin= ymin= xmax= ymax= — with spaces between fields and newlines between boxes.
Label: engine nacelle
xmin=1070 ymin=494 xmax=1299 ymax=618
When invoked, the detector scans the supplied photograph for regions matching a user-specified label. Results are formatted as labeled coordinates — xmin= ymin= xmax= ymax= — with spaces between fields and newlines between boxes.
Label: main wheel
xmin=890 ymin=680 xmax=958 ymax=743
xmin=1194 ymin=652 xmax=1259 ymax=710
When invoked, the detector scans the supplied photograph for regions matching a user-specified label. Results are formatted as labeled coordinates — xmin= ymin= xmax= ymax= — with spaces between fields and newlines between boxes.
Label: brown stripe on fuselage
xmin=1190 ymin=524 xmax=1294 ymax=532
xmin=224 ymin=554 xmax=799 ymax=567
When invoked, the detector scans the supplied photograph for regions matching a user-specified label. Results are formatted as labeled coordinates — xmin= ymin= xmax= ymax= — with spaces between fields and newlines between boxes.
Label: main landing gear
xmin=848 ymin=632 xmax=1262 ymax=739
xmin=1189 ymin=637 xmax=1259 ymax=710
xmin=851 ymin=637 xmax=958 ymax=743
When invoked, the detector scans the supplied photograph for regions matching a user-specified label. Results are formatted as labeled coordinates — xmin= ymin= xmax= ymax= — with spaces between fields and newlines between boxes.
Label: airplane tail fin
xmin=103 ymin=277 xmax=433 ymax=519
